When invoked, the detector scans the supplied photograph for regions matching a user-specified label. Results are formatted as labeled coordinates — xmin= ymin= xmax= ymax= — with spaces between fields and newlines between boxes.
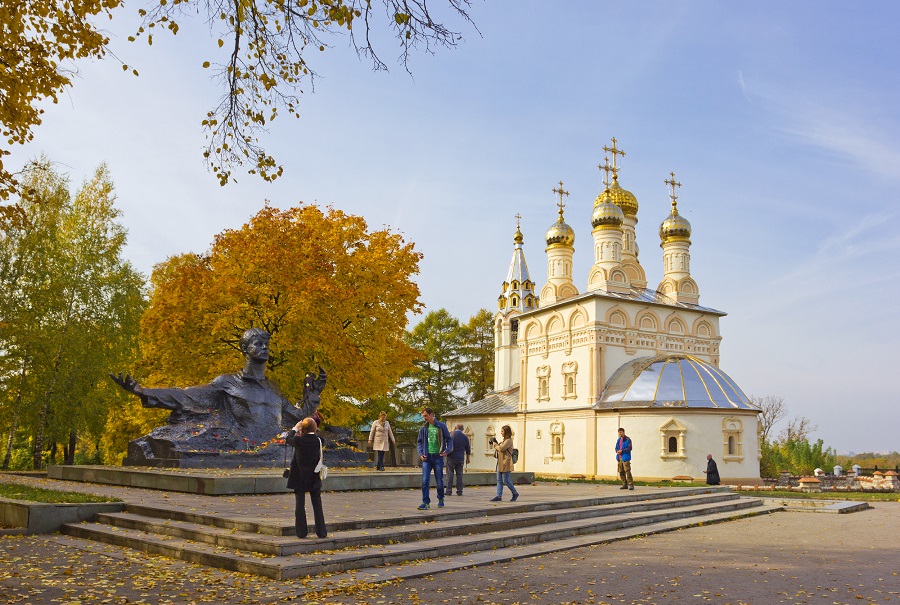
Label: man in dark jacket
xmin=416 ymin=407 xmax=453 ymax=510
xmin=703 ymin=453 xmax=721 ymax=485
xmin=445 ymin=423 xmax=471 ymax=497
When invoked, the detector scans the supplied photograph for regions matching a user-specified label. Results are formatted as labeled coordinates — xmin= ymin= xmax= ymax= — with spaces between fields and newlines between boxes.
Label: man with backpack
xmin=615 ymin=428 xmax=634 ymax=490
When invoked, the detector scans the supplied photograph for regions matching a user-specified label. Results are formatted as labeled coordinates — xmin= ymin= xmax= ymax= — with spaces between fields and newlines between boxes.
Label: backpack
xmin=511 ymin=448 xmax=519 ymax=464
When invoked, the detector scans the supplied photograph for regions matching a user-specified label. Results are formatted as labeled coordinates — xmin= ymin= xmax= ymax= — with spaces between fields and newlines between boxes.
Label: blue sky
xmin=9 ymin=2 xmax=900 ymax=453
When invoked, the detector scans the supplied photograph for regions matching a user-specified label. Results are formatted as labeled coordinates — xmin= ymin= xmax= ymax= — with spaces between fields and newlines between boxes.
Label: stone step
xmin=122 ymin=485 xmax=736 ymax=536
xmin=62 ymin=496 xmax=767 ymax=579
xmin=309 ymin=503 xmax=784 ymax=588
xmin=95 ymin=491 xmax=741 ymax=556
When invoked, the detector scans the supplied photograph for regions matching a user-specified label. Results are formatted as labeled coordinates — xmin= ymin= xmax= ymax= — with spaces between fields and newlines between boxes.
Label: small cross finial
xmin=665 ymin=171 xmax=682 ymax=210
xmin=602 ymin=137 xmax=626 ymax=179
xmin=552 ymin=180 xmax=570 ymax=216
xmin=597 ymin=156 xmax=613 ymax=188
xmin=515 ymin=212 xmax=522 ymax=229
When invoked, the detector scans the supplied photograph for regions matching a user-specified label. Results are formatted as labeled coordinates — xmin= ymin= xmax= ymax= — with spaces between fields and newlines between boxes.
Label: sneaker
xmin=444 ymin=492 xmax=452 ymax=497
xmin=457 ymin=492 xmax=463 ymax=496
xmin=417 ymin=503 xmax=430 ymax=510
xmin=490 ymin=496 xmax=502 ymax=502
xmin=629 ymin=485 xmax=635 ymax=490
xmin=511 ymin=493 xmax=519 ymax=502
xmin=438 ymin=499 xmax=445 ymax=507
xmin=619 ymin=485 xmax=628 ymax=490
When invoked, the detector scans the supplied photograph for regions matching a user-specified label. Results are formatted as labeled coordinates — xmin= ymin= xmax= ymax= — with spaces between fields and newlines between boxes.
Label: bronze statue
xmin=110 ymin=328 xmax=304 ymax=467
xmin=299 ymin=366 xmax=327 ymax=419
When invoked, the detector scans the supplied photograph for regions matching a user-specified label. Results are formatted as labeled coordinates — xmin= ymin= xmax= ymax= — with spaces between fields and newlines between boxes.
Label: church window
xmin=484 ymin=426 xmax=497 ymax=455
xmin=549 ymin=422 xmax=564 ymax=460
xmin=659 ymin=419 xmax=686 ymax=459
xmin=610 ymin=311 xmax=626 ymax=327
xmin=536 ymin=365 xmax=551 ymax=402
xmin=511 ymin=280 xmax=519 ymax=290
xmin=561 ymin=361 xmax=577 ymax=400
xmin=511 ymin=295 xmax=519 ymax=307
xmin=722 ymin=418 xmax=743 ymax=461
xmin=511 ymin=319 xmax=519 ymax=345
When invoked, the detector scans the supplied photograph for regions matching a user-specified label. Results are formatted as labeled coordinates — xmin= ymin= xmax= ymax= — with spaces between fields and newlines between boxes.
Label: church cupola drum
xmin=540 ymin=181 xmax=579 ymax=305
xmin=657 ymin=172 xmax=700 ymax=304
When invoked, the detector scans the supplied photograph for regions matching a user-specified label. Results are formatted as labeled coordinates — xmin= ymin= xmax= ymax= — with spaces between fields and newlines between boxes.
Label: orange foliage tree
xmin=135 ymin=204 xmax=423 ymax=428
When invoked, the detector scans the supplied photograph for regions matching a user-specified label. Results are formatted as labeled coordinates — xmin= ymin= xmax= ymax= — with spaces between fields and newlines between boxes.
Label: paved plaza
xmin=0 ymin=471 xmax=897 ymax=604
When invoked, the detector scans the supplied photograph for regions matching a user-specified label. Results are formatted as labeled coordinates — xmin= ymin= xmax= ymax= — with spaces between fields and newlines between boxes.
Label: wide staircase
xmin=61 ymin=486 xmax=779 ymax=584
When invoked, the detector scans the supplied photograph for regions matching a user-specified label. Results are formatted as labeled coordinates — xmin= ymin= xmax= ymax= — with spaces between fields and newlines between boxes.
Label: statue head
xmin=240 ymin=328 xmax=271 ymax=363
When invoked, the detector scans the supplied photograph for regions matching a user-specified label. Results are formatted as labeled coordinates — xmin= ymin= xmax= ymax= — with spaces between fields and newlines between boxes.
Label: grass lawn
xmin=536 ymin=477 xmax=900 ymax=501
xmin=0 ymin=483 xmax=120 ymax=504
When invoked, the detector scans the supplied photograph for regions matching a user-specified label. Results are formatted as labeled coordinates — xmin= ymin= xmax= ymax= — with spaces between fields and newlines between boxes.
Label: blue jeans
xmin=496 ymin=471 xmax=518 ymax=498
xmin=421 ymin=453 xmax=445 ymax=504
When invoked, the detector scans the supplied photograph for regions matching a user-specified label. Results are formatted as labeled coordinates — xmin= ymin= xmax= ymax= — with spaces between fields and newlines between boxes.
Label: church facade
xmin=446 ymin=140 xmax=761 ymax=483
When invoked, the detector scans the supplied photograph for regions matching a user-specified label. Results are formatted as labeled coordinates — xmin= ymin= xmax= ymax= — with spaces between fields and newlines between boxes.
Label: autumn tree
xmin=752 ymin=395 xmax=787 ymax=442
xmin=133 ymin=204 xmax=422 ymax=437
xmin=0 ymin=162 xmax=145 ymax=469
xmin=1 ymin=0 xmax=476 ymax=205
xmin=461 ymin=308 xmax=494 ymax=402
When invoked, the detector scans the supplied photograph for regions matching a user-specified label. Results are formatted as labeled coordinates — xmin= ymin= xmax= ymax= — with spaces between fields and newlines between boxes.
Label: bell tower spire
xmin=495 ymin=216 xmax=535 ymax=391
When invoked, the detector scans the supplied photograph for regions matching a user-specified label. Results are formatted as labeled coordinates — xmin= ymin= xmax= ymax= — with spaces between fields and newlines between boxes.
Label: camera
xmin=489 ymin=437 xmax=498 ymax=445
xmin=282 ymin=468 xmax=290 ymax=478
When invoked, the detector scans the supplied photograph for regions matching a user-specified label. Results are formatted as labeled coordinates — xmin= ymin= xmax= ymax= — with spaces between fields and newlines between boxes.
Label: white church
xmin=446 ymin=139 xmax=762 ymax=483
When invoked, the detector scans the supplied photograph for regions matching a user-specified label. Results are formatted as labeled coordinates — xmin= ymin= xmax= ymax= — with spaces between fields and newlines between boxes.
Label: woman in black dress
xmin=286 ymin=417 xmax=327 ymax=538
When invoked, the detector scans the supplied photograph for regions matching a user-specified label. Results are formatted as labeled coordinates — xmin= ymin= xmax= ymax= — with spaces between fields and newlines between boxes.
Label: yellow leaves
xmin=202 ymin=61 xmax=211 ymax=68
xmin=394 ymin=12 xmax=410 ymax=25
xmin=218 ymin=38 xmax=224 ymax=47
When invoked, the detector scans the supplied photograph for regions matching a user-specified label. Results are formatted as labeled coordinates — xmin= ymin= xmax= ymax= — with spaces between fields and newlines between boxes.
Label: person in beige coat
xmin=489 ymin=425 xmax=519 ymax=502
xmin=368 ymin=411 xmax=396 ymax=471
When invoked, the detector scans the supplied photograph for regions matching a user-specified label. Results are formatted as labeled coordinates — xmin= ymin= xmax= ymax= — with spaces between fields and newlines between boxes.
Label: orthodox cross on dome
xmin=602 ymin=137 xmax=626 ymax=179
xmin=552 ymin=181 xmax=569 ymax=217
xmin=597 ymin=156 xmax=613 ymax=188
xmin=515 ymin=212 xmax=522 ymax=229
xmin=665 ymin=171 xmax=682 ymax=211
xmin=513 ymin=212 xmax=524 ymax=244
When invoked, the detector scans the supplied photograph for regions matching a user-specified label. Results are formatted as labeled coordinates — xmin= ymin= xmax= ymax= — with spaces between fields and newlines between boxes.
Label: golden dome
xmin=546 ymin=214 xmax=575 ymax=247
xmin=659 ymin=202 xmax=691 ymax=243
xmin=514 ymin=225 xmax=524 ymax=245
xmin=591 ymin=192 xmax=624 ymax=229
xmin=607 ymin=176 xmax=638 ymax=218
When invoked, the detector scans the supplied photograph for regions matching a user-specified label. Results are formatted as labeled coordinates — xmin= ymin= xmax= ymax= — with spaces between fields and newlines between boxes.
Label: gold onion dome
xmin=514 ymin=225 xmax=524 ymax=245
xmin=546 ymin=213 xmax=575 ymax=247
xmin=591 ymin=191 xmax=625 ymax=229
xmin=659 ymin=202 xmax=691 ymax=243
xmin=607 ymin=176 xmax=639 ymax=218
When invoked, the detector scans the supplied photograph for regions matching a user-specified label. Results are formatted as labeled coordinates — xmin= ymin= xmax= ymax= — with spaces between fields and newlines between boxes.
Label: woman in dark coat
xmin=286 ymin=417 xmax=327 ymax=538
xmin=703 ymin=453 xmax=721 ymax=486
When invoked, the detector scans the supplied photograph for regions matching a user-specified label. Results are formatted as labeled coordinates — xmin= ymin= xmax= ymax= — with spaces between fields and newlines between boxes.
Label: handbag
xmin=313 ymin=437 xmax=328 ymax=480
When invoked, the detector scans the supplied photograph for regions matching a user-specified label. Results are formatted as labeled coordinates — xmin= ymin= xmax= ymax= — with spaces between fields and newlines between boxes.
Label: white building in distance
xmin=446 ymin=139 xmax=762 ymax=483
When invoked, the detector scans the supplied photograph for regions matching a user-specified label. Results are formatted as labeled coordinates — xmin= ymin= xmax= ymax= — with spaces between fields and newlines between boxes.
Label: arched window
xmin=722 ymin=417 xmax=744 ymax=461
xmin=659 ymin=419 xmax=686 ymax=459
xmin=549 ymin=422 xmax=564 ymax=461
xmin=561 ymin=361 xmax=577 ymax=400
xmin=536 ymin=366 xmax=551 ymax=402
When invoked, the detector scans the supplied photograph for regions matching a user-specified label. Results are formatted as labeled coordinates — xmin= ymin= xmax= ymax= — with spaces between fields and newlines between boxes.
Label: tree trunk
xmin=64 ymin=430 xmax=77 ymax=465
xmin=1 ymin=413 xmax=17 ymax=470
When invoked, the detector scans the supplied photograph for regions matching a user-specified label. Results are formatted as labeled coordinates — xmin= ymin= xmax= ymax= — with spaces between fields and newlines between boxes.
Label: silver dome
xmin=595 ymin=354 xmax=757 ymax=410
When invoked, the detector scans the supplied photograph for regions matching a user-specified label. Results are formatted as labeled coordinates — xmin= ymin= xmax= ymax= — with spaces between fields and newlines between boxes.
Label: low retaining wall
xmin=0 ymin=497 xmax=125 ymax=534
xmin=48 ymin=465 xmax=535 ymax=496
